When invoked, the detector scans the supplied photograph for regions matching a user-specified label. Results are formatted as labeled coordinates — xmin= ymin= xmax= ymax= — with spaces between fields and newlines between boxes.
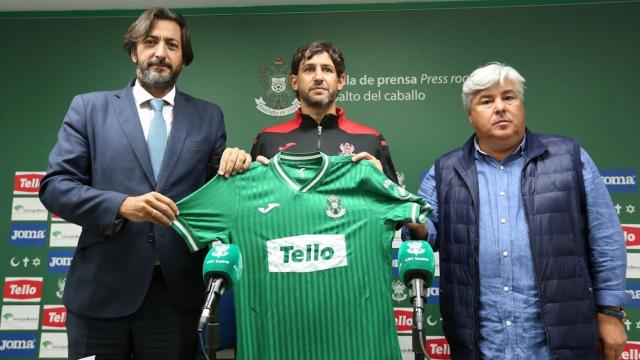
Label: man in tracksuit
xmin=251 ymin=40 xmax=398 ymax=183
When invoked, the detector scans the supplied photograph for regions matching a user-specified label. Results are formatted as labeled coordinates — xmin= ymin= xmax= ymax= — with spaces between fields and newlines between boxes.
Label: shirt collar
xmin=473 ymin=134 xmax=527 ymax=161
xmin=132 ymin=79 xmax=176 ymax=107
xmin=298 ymin=107 xmax=344 ymax=128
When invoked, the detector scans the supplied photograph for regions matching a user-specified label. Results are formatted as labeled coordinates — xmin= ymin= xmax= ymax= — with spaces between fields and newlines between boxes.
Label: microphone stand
xmin=409 ymin=278 xmax=430 ymax=360
xmin=200 ymin=279 xmax=226 ymax=360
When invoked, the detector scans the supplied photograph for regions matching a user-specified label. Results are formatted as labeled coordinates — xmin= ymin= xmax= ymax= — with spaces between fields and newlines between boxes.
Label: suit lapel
xmin=156 ymin=90 xmax=189 ymax=190
xmin=113 ymin=84 xmax=156 ymax=187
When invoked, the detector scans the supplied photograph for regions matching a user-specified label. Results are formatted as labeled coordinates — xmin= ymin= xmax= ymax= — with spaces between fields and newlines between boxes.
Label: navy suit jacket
xmin=40 ymin=82 xmax=226 ymax=317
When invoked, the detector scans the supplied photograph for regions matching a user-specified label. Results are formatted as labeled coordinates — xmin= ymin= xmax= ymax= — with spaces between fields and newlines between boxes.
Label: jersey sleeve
xmin=171 ymin=175 xmax=238 ymax=252
xmin=361 ymin=162 xmax=432 ymax=225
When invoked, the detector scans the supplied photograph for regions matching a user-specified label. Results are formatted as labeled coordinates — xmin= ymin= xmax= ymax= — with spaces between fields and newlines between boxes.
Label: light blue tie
xmin=148 ymin=99 xmax=167 ymax=181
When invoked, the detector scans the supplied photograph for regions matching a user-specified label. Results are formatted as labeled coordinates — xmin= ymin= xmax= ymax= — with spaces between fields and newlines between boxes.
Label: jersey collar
xmin=272 ymin=151 xmax=329 ymax=192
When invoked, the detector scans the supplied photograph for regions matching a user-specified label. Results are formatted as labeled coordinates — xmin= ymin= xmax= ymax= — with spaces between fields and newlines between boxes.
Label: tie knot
xmin=149 ymin=98 xmax=165 ymax=112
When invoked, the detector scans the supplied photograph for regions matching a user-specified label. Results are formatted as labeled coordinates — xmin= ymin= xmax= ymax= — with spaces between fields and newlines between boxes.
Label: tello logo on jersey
xmin=42 ymin=305 xmax=67 ymax=330
xmin=621 ymin=342 xmax=640 ymax=359
xmin=14 ymin=172 xmax=45 ymax=194
xmin=267 ymin=234 xmax=347 ymax=272
xmin=600 ymin=169 xmax=637 ymax=193
xmin=394 ymin=308 xmax=413 ymax=333
xmin=624 ymin=225 xmax=640 ymax=249
xmin=425 ymin=337 xmax=450 ymax=359
xmin=3 ymin=278 xmax=43 ymax=302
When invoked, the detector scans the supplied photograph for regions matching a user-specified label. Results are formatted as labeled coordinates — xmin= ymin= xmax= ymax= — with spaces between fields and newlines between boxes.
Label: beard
xmin=299 ymin=88 xmax=338 ymax=109
xmin=136 ymin=58 xmax=181 ymax=91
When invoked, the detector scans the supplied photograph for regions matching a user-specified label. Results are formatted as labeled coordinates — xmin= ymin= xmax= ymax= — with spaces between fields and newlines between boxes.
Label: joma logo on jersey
xmin=600 ymin=169 xmax=637 ymax=192
xmin=3 ymin=278 xmax=43 ymax=302
xmin=13 ymin=172 xmax=44 ymax=194
xmin=9 ymin=223 xmax=47 ymax=247
xmin=267 ymin=234 xmax=347 ymax=272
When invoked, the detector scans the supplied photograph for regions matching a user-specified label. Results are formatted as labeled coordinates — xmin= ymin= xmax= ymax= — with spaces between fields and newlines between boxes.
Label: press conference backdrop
xmin=1 ymin=0 xmax=639 ymax=358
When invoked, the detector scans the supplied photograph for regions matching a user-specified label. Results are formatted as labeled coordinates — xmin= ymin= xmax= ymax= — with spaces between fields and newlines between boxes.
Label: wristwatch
xmin=597 ymin=306 xmax=627 ymax=323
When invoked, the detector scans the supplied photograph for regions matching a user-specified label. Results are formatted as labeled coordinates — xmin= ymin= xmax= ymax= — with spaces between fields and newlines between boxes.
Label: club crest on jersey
xmin=339 ymin=142 xmax=355 ymax=155
xmin=384 ymin=179 xmax=412 ymax=200
xmin=211 ymin=244 xmax=230 ymax=257
xmin=255 ymin=57 xmax=300 ymax=117
xmin=407 ymin=241 xmax=426 ymax=255
xmin=392 ymin=280 xmax=408 ymax=302
xmin=326 ymin=195 xmax=346 ymax=218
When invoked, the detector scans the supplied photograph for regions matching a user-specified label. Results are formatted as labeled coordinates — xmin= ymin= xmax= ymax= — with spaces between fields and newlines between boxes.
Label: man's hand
xmin=597 ymin=312 xmax=627 ymax=360
xmin=405 ymin=223 xmax=428 ymax=240
xmin=118 ymin=192 xmax=179 ymax=226
xmin=352 ymin=152 xmax=382 ymax=172
xmin=218 ymin=147 xmax=252 ymax=177
xmin=256 ymin=155 xmax=270 ymax=166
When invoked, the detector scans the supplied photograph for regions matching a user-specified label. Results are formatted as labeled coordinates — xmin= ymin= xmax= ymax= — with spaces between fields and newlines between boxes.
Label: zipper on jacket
xmin=317 ymin=126 xmax=322 ymax=150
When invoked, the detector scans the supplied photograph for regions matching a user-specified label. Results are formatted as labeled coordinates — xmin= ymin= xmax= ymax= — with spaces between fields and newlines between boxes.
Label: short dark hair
xmin=290 ymin=41 xmax=345 ymax=76
xmin=123 ymin=7 xmax=194 ymax=66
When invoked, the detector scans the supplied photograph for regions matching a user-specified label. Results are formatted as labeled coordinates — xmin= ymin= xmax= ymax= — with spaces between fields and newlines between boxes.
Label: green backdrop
xmin=1 ymin=0 xmax=639 ymax=358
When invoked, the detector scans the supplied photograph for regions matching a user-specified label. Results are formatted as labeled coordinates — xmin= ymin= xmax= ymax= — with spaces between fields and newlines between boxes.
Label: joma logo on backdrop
xmin=48 ymin=250 xmax=74 ymax=273
xmin=0 ymin=332 xmax=37 ymax=356
xmin=600 ymin=169 xmax=637 ymax=193
xmin=9 ymin=223 xmax=47 ymax=247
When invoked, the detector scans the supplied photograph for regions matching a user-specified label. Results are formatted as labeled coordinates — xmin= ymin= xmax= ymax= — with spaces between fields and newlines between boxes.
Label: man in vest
xmin=407 ymin=62 xmax=628 ymax=360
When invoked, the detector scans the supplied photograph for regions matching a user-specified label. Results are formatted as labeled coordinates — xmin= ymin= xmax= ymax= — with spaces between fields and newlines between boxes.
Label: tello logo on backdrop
xmin=42 ymin=305 xmax=67 ymax=330
xmin=394 ymin=308 xmax=413 ymax=333
xmin=425 ymin=337 xmax=450 ymax=359
xmin=624 ymin=225 xmax=640 ymax=249
xmin=3 ymin=278 xmax=43 ymax=302
xmin=621 ymin=342 xmax=640 ymax=360
xmin=13 ymin=172 xmax=44 ymax=194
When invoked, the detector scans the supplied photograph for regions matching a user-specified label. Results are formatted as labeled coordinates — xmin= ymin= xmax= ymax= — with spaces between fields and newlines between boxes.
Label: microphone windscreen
xmin=202 ymin=243 xmax=243 ymax=288
xmin=398 ymin=240 xmax=435 ymax=287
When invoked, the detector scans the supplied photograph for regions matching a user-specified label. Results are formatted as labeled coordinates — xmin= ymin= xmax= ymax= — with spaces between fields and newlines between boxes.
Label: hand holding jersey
xmin=171 ymin=151 xmax=431 ymax=360
xmin=116 ymin=147 xmax=251 ymax=227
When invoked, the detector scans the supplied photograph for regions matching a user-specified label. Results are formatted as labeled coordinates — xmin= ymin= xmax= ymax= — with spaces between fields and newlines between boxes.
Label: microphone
xmin=398 ymin=240 xmax=435 ymax=359
xmin=198 ymin=243 xmax=243 ymax=332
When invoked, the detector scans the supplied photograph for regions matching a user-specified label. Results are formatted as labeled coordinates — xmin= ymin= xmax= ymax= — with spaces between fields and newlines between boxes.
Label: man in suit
xmin=39 ymin=7 xmax=250 ymax=359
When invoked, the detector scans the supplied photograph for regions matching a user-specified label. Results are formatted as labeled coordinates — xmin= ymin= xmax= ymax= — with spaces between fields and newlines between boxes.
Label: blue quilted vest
xmin=435 ymin=129 xmax=599 ymax=360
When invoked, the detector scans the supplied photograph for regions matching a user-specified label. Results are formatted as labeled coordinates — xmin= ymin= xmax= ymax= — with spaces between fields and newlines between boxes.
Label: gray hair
xmin=462 ymin=62 xmax=525 ymax=113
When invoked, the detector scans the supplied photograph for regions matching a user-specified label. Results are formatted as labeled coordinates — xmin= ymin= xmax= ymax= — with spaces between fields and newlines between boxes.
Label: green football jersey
xmin=172 ymin=151 xmax=431 ymax=360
